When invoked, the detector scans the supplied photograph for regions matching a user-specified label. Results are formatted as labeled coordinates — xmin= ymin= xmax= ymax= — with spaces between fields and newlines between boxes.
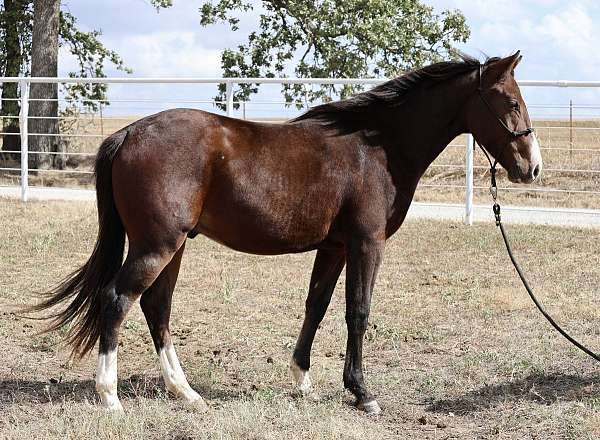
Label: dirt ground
xmin=1 ymin=199 xmax=599 ymax=439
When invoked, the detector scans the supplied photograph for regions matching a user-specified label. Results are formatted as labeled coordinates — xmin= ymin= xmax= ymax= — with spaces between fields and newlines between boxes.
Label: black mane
xmin=290 ymin=54 xmax=500 ymax=136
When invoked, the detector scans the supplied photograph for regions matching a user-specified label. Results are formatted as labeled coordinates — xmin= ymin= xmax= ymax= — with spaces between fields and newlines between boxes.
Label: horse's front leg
xmin=291 ymin=248 xmax=345 ymax=395
xmin=343 ymin=237 xmax=384 ymax=415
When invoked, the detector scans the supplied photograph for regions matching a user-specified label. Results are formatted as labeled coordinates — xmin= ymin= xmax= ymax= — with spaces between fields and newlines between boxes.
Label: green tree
xmin=197 ymin=0 xmax=470 ymax=108
xmin=0 ymin=0 xmax=131 ymax=160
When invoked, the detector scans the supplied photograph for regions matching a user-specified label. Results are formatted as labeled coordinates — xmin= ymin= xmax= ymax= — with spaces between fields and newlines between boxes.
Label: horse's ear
xmin=483 ymin=51 xmax=522 ymax=87
xmin=513 ymin=53 xmax=523 ymax=70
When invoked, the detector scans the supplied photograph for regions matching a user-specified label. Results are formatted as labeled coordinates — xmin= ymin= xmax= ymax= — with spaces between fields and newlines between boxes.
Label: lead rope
xmin=476 ymin=142 xmax=600 ymax=362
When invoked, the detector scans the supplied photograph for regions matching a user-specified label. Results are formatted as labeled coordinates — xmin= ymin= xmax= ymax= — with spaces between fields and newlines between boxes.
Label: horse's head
xmin=467 ymin=52 xmax=542 ymax=183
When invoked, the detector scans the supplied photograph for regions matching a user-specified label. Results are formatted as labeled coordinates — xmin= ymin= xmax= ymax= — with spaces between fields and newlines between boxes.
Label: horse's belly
xmin=194 ymin=183 xmax=340 ymax=255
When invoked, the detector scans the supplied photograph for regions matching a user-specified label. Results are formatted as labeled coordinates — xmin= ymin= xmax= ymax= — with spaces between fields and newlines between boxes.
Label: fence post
xmin=225 ymin=81 xmax=234 ymax=117
xmin=569 ymin=99 xmax=573 ymax=160
xmin=464 ymin=133 xmax=474 ymax=225
xmin=19 ymin=79 xmax=29 ymax=202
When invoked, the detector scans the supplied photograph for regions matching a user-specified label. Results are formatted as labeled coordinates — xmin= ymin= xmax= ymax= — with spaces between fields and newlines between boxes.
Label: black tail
xmin=26 ymin=130 xmax=129 ymax=358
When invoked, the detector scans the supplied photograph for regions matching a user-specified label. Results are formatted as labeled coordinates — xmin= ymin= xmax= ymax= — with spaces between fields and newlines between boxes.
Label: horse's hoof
xmin=290 ymin=358 xmax=312 ymax=395
xmin=307 ymin=390 xmax=321 ymax=401
xmin=292 ymin=388 xmax=321 ymax=401
xmin=98 ymin=390 xmax=124 ymax=412
xmin=185 ymin=395 xmax=209 ymax=413
xmin=102 ymin=399 xmax=124 ymax=412
xmin=357 ymin=399 xmax=381 ymax=415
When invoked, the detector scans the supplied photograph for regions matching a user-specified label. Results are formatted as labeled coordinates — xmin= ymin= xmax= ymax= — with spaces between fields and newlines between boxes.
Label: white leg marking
xmin=159 ymin=343 xmax=206 ymax=407
xmin=290 ymin=358 xmax=312 ymax=395
xmin=95 ymin=349 xmax=123 ymax=411
xmin=358 ymin=399 xmax=382 ymax=415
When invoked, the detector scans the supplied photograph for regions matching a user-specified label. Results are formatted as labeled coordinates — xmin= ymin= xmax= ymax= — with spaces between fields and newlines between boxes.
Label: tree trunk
xmin=29 ymin=0 xmax=63 ymax=169
xmin=0 ymin=0 xmax=25 ymax=162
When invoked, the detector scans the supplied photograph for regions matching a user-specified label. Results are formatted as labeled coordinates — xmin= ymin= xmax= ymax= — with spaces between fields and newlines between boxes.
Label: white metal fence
xmin=0 ymin=77 xmax=599 ymax=226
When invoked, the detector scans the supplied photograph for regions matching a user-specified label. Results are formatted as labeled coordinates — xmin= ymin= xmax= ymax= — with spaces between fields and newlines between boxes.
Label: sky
xmin=59 ymin=0 xmax=600 ymax=118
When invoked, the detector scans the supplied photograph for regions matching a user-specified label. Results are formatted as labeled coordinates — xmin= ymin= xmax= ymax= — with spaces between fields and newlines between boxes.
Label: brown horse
xmin=31 ymin=52 xmax=542 ymax=414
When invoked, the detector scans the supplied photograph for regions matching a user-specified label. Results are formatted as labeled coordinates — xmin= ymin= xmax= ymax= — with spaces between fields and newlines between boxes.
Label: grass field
xmin=1 ymin=114 xmax=599 ymax=209
xmin=1 ymin=199 xmax=599 ymax=439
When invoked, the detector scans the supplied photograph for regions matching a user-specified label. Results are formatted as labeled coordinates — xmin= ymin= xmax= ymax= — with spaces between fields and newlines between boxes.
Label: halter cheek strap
xmin=477 ymin=64 xmax=534 ymax=139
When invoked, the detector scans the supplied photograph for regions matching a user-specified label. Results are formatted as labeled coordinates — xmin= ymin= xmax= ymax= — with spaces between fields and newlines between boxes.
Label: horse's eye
xmin=509 ymin=100 xmax=520 ymax=111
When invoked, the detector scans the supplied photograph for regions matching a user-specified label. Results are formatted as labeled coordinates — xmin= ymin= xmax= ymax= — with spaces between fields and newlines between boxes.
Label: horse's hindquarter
xmin=197 ymin=119 xmax=354 ymax=254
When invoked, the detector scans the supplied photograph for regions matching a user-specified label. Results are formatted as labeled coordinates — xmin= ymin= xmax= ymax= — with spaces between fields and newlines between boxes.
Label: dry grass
xmin=1 ymin=199 xmax=600 ymax=439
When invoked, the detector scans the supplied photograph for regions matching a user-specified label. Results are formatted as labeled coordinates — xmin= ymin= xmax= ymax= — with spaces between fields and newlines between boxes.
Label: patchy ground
xmin=1 ymin=199 xmax=599 ymax=439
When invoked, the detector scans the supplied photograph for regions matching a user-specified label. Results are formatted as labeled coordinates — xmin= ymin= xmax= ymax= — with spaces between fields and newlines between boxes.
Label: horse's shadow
xmin=1 ymin=378 xmax=97 ymax=405
xmin=0 ymin=374 xmax=240 ymax=406
xmin=6 ymin=371 xmax=596 ymax=411
xmin=426 ymin=371 xmax=600 ymax=415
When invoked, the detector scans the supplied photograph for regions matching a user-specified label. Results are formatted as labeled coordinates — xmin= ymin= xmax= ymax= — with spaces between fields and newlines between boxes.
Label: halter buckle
xmin=490 ymin=185 xmax=497 ymax=201
xmin=513 ymin=127 xmax=535 ymax=138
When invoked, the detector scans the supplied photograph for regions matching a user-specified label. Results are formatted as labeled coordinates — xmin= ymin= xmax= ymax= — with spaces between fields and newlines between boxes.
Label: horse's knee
xmin=345 ymin=310 xmax=369 ymax=333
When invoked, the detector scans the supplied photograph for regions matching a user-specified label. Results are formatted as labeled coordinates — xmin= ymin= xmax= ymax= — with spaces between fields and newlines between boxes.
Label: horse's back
xmin=110 ymin=109 xmax=365 ymax=254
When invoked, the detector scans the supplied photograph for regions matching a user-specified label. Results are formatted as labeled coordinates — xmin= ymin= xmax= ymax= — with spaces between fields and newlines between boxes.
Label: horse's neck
xmin=376 ymin=81 xmax=472 ymax=237
xmin=386 ymin=79 xmax=472 ymax=177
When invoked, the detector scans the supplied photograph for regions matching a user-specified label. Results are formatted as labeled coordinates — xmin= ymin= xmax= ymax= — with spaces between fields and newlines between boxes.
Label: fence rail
xmin=0 ymin=76 xmax=599 ymax=225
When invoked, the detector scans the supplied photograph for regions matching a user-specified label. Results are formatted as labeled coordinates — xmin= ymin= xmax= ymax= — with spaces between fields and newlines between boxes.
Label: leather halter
xmin=474 ymin=64 xmax=535 ymax=201
xmin=477 ymin=64 xmax=534 ymax=139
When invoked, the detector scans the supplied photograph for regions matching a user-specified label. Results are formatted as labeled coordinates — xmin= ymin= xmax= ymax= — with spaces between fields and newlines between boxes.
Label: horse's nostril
xmin=531 ymin=164 xmax=540 ymax=180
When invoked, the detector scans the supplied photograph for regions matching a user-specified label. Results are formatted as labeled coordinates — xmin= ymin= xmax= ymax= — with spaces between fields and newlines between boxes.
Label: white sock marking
xmin=95 ymin=349 xmax=122 ymax=410
xmin=360 ymin=399 xmax=382 ymax=415
xmin=290 ymin=358 xmax=312 ymax=394
xmin=158 ymin=342 xmax=203 ymax=404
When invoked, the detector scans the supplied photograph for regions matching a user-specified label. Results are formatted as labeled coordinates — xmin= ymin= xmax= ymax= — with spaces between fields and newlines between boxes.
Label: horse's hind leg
xmin=291 ymin=249 xmax=345 ymax=394
xmin=95 ymin=237 xmax=185 ymax=410
xmin=139 ymin=241 xmax=207 ymax=409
